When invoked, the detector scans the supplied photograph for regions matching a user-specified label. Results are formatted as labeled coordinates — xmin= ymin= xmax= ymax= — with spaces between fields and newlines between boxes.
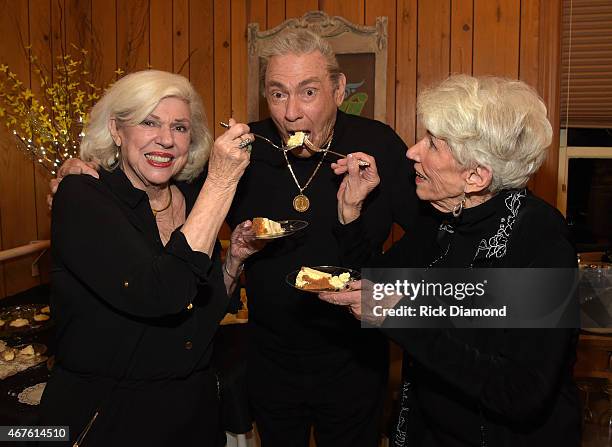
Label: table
xmin=0 ymin=283 xmax=253 ymax=437
xmin=0 ymin=283 xmax=52 ymax=446
xmin=576 ymin=332 xmax=612 ymax=379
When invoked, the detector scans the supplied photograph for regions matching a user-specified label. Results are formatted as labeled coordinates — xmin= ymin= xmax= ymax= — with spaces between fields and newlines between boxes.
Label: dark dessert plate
xmin=255 ymin=220 xmax=308 ymax=240
xmin=286 ymin=266 xmax=360 ymax=293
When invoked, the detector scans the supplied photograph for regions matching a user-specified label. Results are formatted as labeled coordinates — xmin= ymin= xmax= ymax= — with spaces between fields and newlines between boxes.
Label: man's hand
xmin=223 ymin=220 xmax=267 ymax=287
xmin=331 ymin=152 xmax=379 ymax=224
xmin=229 ymin=220 xmax=267 ymax=264
xmin=47 ymin=158 xmax=100 ymax=209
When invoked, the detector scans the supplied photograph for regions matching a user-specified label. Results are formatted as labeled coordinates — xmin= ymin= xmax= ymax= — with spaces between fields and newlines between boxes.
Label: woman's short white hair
xmin=81 ymin=69 xmax=212 ymax=182
xmin=418 ymin=75 xmax=553 ymax=192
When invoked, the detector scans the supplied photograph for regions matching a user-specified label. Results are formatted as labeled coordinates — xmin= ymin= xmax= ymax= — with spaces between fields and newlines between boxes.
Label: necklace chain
xmin=151 ymin=186 xmax=173 ymax=217
xmin=283 ymin=132 xmax=333 ymax=194
xmin=427 ymin=224 xmax=481 ymax=270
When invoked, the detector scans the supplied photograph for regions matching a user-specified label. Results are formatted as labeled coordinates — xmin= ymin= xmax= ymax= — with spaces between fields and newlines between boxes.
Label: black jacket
xmin=336 ymin=189 xmax=581 ymax=446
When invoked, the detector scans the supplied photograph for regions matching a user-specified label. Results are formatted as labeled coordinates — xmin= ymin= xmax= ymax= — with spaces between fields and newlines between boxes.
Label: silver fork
xmin=219 ymin=122 xmax=288 ymax=150
xmin=219 ymin=122 xmax=370 ymax=166
xmin=303 ymin=137 xmax=370 ymax=167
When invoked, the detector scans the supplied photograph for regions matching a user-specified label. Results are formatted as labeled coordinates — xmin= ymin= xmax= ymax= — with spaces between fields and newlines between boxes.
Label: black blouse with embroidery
xmin=335 ymin=189 xmax=581 ymax=446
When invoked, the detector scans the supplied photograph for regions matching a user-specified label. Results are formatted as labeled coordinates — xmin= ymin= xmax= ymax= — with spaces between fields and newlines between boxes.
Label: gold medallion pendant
xmin=293 ymin=194 xmax=310 ymax=212
xmin=284 ymin=130 xmax=333 ymax=214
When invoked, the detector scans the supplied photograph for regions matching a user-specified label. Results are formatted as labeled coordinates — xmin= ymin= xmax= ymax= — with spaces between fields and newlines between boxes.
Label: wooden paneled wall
xmin=0 ymin=0 xmax=562 ymax=298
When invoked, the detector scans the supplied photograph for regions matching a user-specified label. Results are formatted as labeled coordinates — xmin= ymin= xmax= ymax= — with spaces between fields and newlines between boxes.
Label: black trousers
xmin=247 ymin=338 xmax=389 ymax=447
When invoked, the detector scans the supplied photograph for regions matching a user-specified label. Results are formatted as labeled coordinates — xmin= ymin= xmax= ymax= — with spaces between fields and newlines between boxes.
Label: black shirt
xmin=51 ymin=168 xmax=230 ymax=380
xmin=226 ymin=110 xmax=419 ymax=353
xmin=336 ymin=190 xmax=581 ymax=446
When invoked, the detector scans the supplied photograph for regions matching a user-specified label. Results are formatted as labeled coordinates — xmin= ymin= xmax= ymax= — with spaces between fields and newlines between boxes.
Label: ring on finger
xmin=238 ymin=137 xmax=253 ymax=149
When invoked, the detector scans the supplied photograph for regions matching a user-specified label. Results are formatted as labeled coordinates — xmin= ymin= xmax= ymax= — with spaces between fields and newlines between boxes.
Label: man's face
xmin=264 ymin=51 xmax=346 ymax=157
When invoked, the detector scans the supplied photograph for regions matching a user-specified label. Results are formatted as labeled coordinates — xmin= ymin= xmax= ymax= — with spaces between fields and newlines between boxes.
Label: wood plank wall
xmin=0 ymin=0 xmax=562 ymax=298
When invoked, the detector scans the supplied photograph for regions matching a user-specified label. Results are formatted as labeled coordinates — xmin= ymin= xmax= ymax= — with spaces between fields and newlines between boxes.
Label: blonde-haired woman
xmin=41 ymin=70 xmax=257 ymax=446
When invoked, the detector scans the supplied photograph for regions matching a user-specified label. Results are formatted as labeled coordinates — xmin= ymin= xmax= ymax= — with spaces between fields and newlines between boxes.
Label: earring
xmin=452 ymin=196 xmax=466 ymax=218
xmin=108 ymin=147 xmax=120 ymax=166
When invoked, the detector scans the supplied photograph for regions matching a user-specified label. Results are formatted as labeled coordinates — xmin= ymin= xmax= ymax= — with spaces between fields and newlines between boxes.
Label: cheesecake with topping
xmin=253 ymin=217 xmax=284 ymax=237
xmin=2 ymin=349 xmax=15 ymax=361
xmin=9 ymin=318 xmax=28 ymax=328
xmin=295 ymin=267 xmax=351 ymax=290
xmin=286 ymin=131 xmax=307 ymax=147
xmin=19 ymin=345 xmax=35 ymax=356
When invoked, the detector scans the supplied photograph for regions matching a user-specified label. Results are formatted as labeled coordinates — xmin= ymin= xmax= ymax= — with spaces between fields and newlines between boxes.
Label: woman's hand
xmin=183 ymin=120 xmax=254 ymax=257
xmin=319 ymin=279 xmax=402 ymax=327
xmin=319 ymin=280 xmax=363 ymax=318
xmin=206 ymin=118 xmax=253 ymax=190
xmin=331 ymin=152 xmax=380 ymax=224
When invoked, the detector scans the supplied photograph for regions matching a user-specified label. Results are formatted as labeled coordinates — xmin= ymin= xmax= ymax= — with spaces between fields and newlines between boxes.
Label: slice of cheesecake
xmin=253 ymin=217 xmax=284 ymax=237
xmin=296 ymin=267 xmax=351 ymax=290
xmin=286 ymin=131 xmax=307 ymax=147
xmin=9 ymin=318 xmax=29 ymax=328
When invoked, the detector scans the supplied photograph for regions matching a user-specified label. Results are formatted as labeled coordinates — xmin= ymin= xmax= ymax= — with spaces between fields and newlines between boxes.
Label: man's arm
xmin=47 ymin=158 xmax=100 ymax=209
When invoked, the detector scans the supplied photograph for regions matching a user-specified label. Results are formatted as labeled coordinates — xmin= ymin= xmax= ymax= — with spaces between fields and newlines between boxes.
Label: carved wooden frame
xmin=247 ymin=10 xmax=388 ymax=123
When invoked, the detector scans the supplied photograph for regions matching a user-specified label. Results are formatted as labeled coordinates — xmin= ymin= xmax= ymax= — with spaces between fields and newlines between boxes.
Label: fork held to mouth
xmin=303 ymin=138 xmax=370 ymax=167
xmin=220 ymin=121 xmax=282 ymax=149
xmin=218 ymin=122 xmax=369 ymax=167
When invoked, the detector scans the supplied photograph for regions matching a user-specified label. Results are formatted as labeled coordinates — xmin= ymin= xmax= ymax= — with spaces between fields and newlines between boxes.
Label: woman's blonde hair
xmin=418 ymin=75 xmax=553 ymax=192
xmin=81 ymin=69 xmax=212 ymax=182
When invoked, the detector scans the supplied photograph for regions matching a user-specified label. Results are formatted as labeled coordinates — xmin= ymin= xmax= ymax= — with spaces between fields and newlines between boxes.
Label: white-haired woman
xmin=40 ymin=70 xmax=258 ymax=446
xmin=320 ymin=75 xmax=580 ymax=446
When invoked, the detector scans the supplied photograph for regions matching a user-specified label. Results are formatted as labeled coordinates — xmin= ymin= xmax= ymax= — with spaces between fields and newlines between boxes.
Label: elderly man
xmin=51 ymin=29 xmax=419 ymax=446
xmin=224 ymin=29 xmax=419 ymax=446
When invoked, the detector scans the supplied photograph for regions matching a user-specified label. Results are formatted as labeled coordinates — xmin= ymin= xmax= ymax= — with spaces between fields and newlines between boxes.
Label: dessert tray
xmin=0 ymin=304 xmax=52 ymax=338
xmin=0 ymin=341 xmax=48 ymax=380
